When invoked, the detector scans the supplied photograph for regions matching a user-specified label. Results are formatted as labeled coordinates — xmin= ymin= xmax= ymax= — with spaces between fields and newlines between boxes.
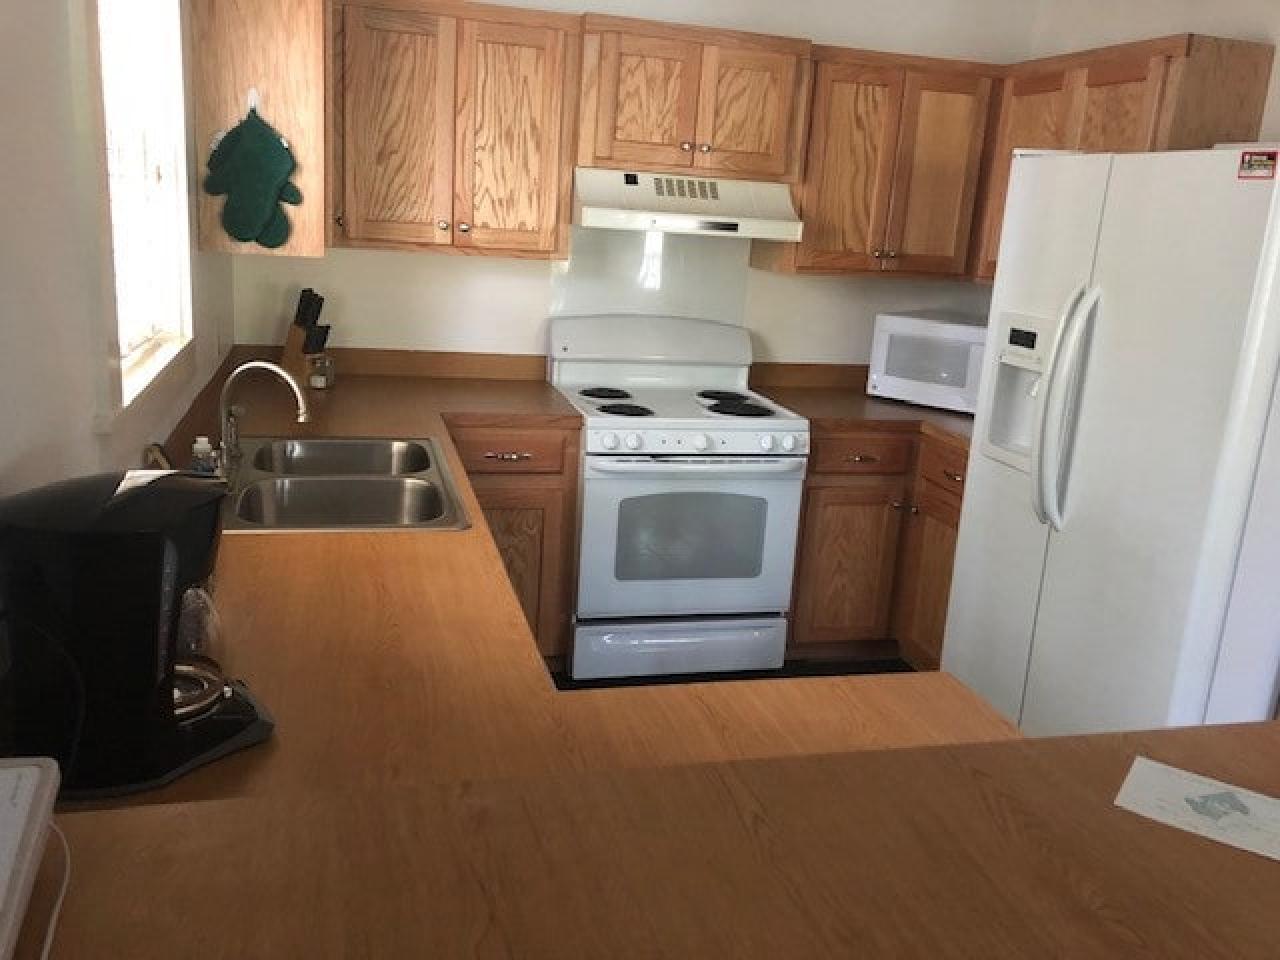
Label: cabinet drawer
xmin=919 ymin=437 xmax=969 ymax=496
xmin=811 ymin=434 xmax=913 ymax=475
xmin=452 ymin=428 xmax=567 ymax=474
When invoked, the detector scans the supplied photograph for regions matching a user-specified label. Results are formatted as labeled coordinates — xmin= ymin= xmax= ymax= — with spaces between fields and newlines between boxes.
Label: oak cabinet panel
xmin=470 ymin=475 xmax=573 ymax=658
xmin=455 ymin=20 xmax=566 ymax=251
xmin=974 ymin=35 xmax=1272 ymax=280
xmin=581 ymin=16 xmax=809 ymax=181
xmin=342 ymin=7 xmax=456 ymax=245
xmin=893 ymin=481 xmax=962 ymax=671
xmin=756 ymin=51 xmax=993 ymax=276
xmin=595 ymin=33 xmax=702 ymax=167
xmin=884 ymin=71 xmax=992 ymax=275
xmin=794 ymin=63 xmax=902 ymax=272
xmin=791 ymin=476 xmax=907 ymax=646
xmin=695 ymin=45 xmax=799 ymax=176
xmin=332 ymin=2 xmax=578 ymax=256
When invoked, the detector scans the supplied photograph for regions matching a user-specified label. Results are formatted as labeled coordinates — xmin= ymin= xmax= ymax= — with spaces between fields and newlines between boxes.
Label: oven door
xmin=578 ymin=455 xmax=806 ymax=619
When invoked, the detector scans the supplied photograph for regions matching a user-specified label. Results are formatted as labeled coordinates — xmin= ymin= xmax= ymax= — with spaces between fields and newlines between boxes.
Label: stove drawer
xmin=812 ymin=434 xmax=912 ymax=475
xmin=452 ymin=428 xmax=566 ymax=474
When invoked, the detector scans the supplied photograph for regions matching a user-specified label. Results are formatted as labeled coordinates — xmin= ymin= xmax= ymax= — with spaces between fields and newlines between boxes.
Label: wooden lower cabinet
xmin=892 ymin=480 xmax=962 ymax=671
xmin=468 ymin=474 xmax=573 ymax=658
xmin=791 ymin=475 xmax=907 ymax=648
xmin=448 ymin=422 xmax=579 ymax=659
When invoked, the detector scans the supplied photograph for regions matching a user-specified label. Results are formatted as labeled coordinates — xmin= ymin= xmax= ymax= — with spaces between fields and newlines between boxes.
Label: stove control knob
xmin=759 ymin=434 xmax=777 ymax=452
xmin=692 ymin=433 xmax=712 ymax=452
xmin=781 ymin=434 xmax=798 ymax=453
xmin=625 ymin=433 xmax=643 ymax=450
xmin=600 ymin=432 xmax=620 ymax=450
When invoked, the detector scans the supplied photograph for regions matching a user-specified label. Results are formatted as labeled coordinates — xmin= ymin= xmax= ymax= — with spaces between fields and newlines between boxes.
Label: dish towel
xmin=203 ymin=108 xmax=301 ymax=248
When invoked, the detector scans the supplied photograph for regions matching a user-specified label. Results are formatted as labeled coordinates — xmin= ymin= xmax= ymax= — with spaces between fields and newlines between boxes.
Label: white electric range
xmin=550 ymin=314 xmax=810 ymax=680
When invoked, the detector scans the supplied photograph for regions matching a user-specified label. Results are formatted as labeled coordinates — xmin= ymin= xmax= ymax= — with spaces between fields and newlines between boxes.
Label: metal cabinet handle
xmin=872 ymin=249 xmax=883 ymax=259
xmin=458 ymin=222 xmax=471 ymax=233
xmin=437 ymin=219 xmax=450 ymax=231
xmin=942 ymin=470 xmax=963 ymax=483
xmin=910 ymin=505 xmax=920 ymax=515
xmin=699 ymin=143 xmax=712 ymax=153
xmin=483 ymin=451 xmax=533 ymax=462
xmin=334 ymin=215 xmax=345 ymax=228
xmin=890 ymin=501 xmax=903 ymax=510
xmin=680 ymin=141 xmax=694 ymax=152
xmin=845 ymin=453 xmax=880 ymax=463
xmin=883 ymin=250 xmax=899 ymax=259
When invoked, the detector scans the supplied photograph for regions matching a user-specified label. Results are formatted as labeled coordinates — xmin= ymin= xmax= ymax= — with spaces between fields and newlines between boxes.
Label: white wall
xmin=0 ymin=1 xmax=232 ymax=495
xmin=232 ymin=0 xmax=1042 ymax=362
xmin=1026 ymin=0 xmax=1280 ymax=140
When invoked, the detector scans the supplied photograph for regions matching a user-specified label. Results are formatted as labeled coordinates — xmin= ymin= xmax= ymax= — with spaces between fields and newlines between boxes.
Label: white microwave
xmin=867 ymin=310 xmax=988 ymax=414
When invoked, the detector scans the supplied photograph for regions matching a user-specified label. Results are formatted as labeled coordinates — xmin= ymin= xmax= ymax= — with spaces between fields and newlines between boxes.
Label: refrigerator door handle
xmin=1031 ymin=283 xmax=1087 ymax=525
xmin=1041 ymin=285 xmax=1102 ymax=531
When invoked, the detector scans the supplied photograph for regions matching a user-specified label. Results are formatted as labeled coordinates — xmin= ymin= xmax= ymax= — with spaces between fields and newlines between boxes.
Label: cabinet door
xmin=693 ymin=45 xmax=798 ymax=176
xmin=1070 ymin=55 xmax=1167 ymax=152
xmin=594 ymin=32 xmax=702 ymax=168
xmin=883 ymin=71 xmax=992 ymax=275
xmin=973 ymin=69 xmax=1077 ymax=279
xmin=342 ymin=6 xmax=456 ymax=245
xmin=469 ymin=475 xmax=573 ymax=658
xmin=796 ymin=63 xmax=904 ymax=271
xmin=791 ymin=477 xmax=907 ymax=647
xmin=454 ymin=20 xmax=566 ymax=252
xmin=893 ymin=482 xmax=961 ymax=671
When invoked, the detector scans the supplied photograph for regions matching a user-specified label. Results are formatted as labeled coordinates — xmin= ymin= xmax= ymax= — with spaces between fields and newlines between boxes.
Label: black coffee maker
xmin=0 ymin=471 xmax=272 ymax=800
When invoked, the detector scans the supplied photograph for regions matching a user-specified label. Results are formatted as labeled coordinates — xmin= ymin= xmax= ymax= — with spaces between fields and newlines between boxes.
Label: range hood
xmin=573 ymin=167 xmax=803 ymax=242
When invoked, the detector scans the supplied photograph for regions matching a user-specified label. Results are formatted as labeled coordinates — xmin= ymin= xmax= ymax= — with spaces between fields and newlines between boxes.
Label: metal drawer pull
xmin=890 ymin=501 xmax=903 ymax=510
xmin=846 ymin=453 xmax=880 ymax=463
xmin=680 ymin=141 xmax=694 ymax=152
xmin=910 ymin=505 xmax=920 ymax=515
xmin=699 ymin=143 xmax=713 ymax=153
xmin=942 ymin=470 xmax=963 ymax=483
xmin=483 ymin=451 xmax=533 ymax=462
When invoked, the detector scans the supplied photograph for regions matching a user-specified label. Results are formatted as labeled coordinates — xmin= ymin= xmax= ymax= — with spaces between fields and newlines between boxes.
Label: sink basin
xmin=251 ymin=439 xmax=431 ymax=476
xmin=224 ymin=436 xmax=468 ymax=532
xmin=236 ymin=477 xmax=445 ymax=528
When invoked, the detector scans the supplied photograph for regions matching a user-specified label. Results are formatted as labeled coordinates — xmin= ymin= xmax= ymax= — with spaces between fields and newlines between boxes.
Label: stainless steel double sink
xmin=223 ymin=438 xmax=469 ymax=532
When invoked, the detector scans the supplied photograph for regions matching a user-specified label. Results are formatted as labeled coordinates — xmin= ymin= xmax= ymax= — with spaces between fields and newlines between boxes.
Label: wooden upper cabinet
xmin=332 ymin=1 xmax=579 ymax=257
xmin=757 ymin=49 xmax=994 ymax=276
xmin=594 ymin=33 xmax=703 ymax=167
xmin=883 ymin=70 xmax=992 ymax=274
xmin=973 ymin=35 xmax=1274 ymax=279
xmin=694 ymin=45 xmax=799 ymax=176
xmin=794 ymin=63 xmax=903 ymax=271
xmin=190 ymin=0 xmax=326 ymax=256
xmin=581 ymin=16 xmax=810 ymax=181
xmin=454 ymin=20 xmax=566 ymax=251
xmin=342 ymin=7 xmax=456 ymax=245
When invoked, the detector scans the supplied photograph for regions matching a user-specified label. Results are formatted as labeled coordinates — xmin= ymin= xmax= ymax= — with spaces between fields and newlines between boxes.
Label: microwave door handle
xmin=1031 ymin=282 xmax=1087 ymax=525
xmin=1040 ymin=285 xmax=1101 ymax=532
xmin=587 ymin=458 xmax=807 ymax=477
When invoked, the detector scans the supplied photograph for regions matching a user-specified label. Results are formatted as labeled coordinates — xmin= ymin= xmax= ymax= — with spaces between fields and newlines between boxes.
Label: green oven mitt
xmin=203 ymin=108 xmax=302 ymax=248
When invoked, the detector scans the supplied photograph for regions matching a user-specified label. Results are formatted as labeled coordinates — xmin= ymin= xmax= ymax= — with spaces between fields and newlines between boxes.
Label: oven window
xmin=615 ymin=493 xmax=767 ymax=581
xmin=885 ymin=334 xmax=972 ymax=386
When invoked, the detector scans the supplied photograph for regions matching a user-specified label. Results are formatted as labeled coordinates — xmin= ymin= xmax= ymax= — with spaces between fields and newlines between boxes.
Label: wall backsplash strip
xmin=234 ymin=240 xmax=991 ymax=365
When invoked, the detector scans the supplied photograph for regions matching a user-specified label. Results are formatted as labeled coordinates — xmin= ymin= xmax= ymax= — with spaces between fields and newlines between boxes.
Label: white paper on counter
xmin=1115 ymin=756 xmax=1280 ymax=862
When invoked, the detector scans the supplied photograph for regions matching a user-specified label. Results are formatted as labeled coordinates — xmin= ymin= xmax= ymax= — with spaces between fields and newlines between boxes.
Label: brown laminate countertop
xmin=760 ymin=386 xmax=974 ymax=445
xmin=22 ymin=373 xmax=1271 ymax=957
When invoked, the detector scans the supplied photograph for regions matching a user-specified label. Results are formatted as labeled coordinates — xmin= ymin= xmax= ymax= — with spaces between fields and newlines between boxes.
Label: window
xmin=97 ymin=0 xmax=192 ymax=405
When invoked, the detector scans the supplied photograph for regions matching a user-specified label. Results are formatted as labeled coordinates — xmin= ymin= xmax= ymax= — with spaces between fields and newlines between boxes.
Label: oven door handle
xmin=586 ymin=458 xmax=808 ymax=477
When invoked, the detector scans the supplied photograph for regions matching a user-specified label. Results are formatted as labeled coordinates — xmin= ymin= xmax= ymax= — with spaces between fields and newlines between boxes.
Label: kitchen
xmin=4 ymin=0 xmax=1280 ymax=956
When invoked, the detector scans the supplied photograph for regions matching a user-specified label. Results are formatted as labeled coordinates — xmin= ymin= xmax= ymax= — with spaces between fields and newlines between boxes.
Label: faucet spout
xmin=219 ymin=361 xmax=311 ymax=467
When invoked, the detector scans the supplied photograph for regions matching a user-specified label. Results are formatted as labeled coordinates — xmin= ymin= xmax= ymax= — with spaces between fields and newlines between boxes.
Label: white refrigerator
xmin=943 ymin=146 xmax=1280 ymax=735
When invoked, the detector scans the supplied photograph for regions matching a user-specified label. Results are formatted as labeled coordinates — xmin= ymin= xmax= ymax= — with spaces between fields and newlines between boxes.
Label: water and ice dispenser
xmin=983 ymin=312 xmax=1050 ymax=470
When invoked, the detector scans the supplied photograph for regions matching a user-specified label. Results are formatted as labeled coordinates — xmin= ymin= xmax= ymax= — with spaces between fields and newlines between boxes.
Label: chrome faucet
xmin=219 ymin=361 xmax=310 ymax=468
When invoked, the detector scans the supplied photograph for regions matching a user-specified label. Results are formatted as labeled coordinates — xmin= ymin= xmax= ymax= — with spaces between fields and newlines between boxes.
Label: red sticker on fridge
xmin=1239 ymin=151 xmax=1278 ymax=180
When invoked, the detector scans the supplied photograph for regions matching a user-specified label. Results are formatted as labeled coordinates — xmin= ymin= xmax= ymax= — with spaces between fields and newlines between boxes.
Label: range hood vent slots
xmin=573 ymin=167 xmax=802 ymax=242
